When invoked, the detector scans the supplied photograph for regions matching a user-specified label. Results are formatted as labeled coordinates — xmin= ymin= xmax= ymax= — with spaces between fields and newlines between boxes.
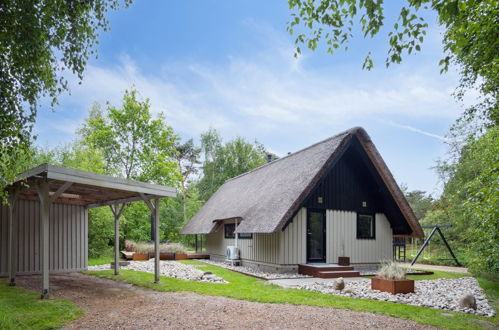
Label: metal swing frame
xmin=410 ymin=225 xmax=462 ymax=267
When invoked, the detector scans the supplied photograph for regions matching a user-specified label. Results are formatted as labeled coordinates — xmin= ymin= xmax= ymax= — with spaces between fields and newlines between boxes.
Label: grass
xmin=406 ymin=244 xmax=470 ymax=267
xmin=0 ymin=280 xmax=82 ymax=329
xmin=406 ymin=269 xmax=471 ymax=280
xmin=85 ymin=260 xmax=498 ymax=329
xmin=88 ymin=255 xmax=114 ymax=266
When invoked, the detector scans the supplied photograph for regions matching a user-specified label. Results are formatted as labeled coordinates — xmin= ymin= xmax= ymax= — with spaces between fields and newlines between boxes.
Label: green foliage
xmin=401 ymin=185 xmax=434 ymax=221
xmin=287 ymin=1 xmax=429 ymax=68
xmin=87 ymin=261 xmax=498 ymax=329
xmin=431 ymin=126 xmax=499 ymax=274
xmin=442 ymin=1 xmax=498 ymax=124
xmin=162 ymin=190 xmax=204 ymax=244
xmin=453 ymin=127 xmax=498 ymax=273
xmin=88 ymin=207 xmax=114 ymax=258
xmin=79 ymin=90 xmax=181 ymax=185
xmin=0 ymin=280 xmax=82 ymax=329
xmin=0 ymin=0 xmax=131 ymax=201
xmin=197 ymin=129 xmax=268 ymax=201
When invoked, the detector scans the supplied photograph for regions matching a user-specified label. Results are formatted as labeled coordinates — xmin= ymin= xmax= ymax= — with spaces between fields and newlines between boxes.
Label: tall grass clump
xmin=377 ymin=260 xmax=406 ymax=280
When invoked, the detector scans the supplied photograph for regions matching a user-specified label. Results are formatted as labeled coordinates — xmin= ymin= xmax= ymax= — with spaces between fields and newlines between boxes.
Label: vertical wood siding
xmin=0 ymin=200 xmax=88 ymax=276
xmin=327 ymin=210 xmax=392 ymax=263
xmin=279 ymin=208 xmax=306 ymax=265
xmin=205 ymin=223 xmax=281 ymax=264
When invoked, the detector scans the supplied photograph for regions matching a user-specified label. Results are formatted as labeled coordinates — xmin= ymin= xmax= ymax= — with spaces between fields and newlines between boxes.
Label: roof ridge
xmin=225 ymin=127 xmax=360 ymax=183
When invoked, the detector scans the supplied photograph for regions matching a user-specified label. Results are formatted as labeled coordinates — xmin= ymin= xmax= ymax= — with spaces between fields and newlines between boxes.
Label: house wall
xmin=205 ymin=221 xmax=281 ymax=266
xmin=326 ymin=210 xmax=392 ymax=264
xmin=0 ymin=199 xmax=88 ymax=276
xmin=205 ymin=207 xmax=392 ymax=268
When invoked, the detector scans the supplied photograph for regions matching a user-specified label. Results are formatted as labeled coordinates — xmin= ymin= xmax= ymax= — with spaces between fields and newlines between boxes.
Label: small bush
xmin=377 ymin=261 xmax=406 ymax=280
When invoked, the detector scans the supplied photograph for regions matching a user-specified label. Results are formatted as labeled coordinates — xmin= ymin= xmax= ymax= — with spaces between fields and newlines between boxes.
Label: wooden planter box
xmin=133 ymin=252 xmax=187 ymax=261
xmin=147 ymin=252 xmax=175 ymax=260
xmin=132 ymin=253 xmax=149 ymax=261
xmin=338 ymin=256 xmax=350 ymax=266
xmin=175 ymin=253 xmax=188 ymax=260
xmin=371 ymin=277 xmax=415 ymax=294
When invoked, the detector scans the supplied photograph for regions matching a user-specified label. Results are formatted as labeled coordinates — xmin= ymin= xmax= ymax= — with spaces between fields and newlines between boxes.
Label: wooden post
xmin=37 ymin=181 xmax=50 ymax=299
xmin=114 ymin=210 xmax=120 ymax=275
xmin=154 ymin=199 xmax=160 ymax=284
xmin=110 ymin=204 xmax=124 ymax=275
xmin=7 ymin=187 xmax=20 ymax=286
xmin=195 ymin=234 xmax=198 ymax=253
xmin=139 ymin=195 xmax=161 ymax=284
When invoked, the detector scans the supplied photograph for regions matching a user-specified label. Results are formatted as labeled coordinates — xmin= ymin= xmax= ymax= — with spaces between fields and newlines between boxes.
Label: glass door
xmin=306 ymin=209 xmax=326 ymax=262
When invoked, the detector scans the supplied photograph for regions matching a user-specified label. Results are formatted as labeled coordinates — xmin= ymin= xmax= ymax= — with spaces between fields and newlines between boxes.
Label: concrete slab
xmin=269 ymin=276 xmax=368 ymax=289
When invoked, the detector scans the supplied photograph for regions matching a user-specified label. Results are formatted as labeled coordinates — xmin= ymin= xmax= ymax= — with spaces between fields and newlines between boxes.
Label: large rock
xmin=459 ymin=294 xmax=477 ymax=310
xmin=331 ymin=277 xmax=345 ymax=291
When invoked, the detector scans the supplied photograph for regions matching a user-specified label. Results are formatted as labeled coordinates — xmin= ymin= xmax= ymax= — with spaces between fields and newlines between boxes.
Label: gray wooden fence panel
xmin=0 ymin=199 xmax=88 ymax=276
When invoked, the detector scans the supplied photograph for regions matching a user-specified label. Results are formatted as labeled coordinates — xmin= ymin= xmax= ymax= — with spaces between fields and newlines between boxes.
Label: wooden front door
xmin=306 ymin=209 xmax=326 ymax=263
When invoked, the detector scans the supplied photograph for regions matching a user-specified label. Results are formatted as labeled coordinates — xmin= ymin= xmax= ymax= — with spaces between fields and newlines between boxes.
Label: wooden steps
xmin=298 ymin=264 xmax=360 ymax=278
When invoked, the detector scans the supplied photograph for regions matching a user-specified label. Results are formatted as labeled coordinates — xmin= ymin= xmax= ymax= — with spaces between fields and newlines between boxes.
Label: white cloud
xmin=54 ymin=21 xmax=464 ymax=145
xmin=382 ymin=120 xmax=450 ymax=142
xmin=57 ymin=28 xmax=463 ymax=142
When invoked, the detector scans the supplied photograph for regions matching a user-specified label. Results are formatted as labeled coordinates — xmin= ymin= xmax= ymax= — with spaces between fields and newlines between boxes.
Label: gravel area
xmin=201 ymin=260 xmax=311 ymax=279
xmin=88 ymin=260 xmax=226 ymax=283
xmin=15 ymin=273 xmax=437 ymax=329
xmin=295 ymin=277 xmax=495 ymax=317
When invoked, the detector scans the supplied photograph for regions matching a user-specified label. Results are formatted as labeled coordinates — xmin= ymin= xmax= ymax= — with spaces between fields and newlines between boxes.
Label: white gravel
xmin=88 ymin=259 xmax=226 ymax=283
xmin=295 ymin=277 xmax=495 ymax=317
xmin=201 ymin=260 xmax=311 ymax=280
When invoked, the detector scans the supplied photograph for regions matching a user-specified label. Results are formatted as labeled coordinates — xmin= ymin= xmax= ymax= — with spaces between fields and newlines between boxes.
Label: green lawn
xmin=405 ymin=269 xmax=471 ymax=280
xmin=88 ymin=256 xmax=114 ymax=266
xmin=0 ymin=280 xmax=82 ymax=329
xmin=86 ymin=260 xmax=498 ymax=329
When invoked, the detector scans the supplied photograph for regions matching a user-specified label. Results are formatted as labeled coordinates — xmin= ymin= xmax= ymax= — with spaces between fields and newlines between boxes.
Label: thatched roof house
xmin=183 ymin=127 xmax=423 ymax=273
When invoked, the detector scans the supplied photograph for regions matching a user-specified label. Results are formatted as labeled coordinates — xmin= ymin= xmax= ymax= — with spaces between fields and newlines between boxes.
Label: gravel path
xmin=88 ymin=260 xmax=226 ymax=283
xmin=16 ymin=273 xmax=436 ymax=329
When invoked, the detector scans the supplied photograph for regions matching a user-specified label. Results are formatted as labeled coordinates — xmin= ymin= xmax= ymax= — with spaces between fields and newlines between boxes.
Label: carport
xmin=0 ymin=163 xmax=176 ymax=299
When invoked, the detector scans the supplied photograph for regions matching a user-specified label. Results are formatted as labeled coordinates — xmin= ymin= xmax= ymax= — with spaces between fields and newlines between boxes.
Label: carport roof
xmin=10 ymin=163 xmax=177 ymax=208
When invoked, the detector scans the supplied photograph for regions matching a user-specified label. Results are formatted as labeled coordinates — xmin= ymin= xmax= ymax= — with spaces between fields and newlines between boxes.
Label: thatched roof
xmin=182 ymin=127 xmax=423 ymax=238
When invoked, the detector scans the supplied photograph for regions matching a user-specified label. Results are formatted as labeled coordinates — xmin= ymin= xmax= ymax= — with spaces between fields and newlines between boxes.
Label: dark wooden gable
xmin=303 ymin=136 xmax=412 ymax=235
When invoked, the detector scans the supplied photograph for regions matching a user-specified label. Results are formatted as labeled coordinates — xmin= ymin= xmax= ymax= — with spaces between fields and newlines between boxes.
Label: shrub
xmin=376 ymin=261 xmax=406 ymax=280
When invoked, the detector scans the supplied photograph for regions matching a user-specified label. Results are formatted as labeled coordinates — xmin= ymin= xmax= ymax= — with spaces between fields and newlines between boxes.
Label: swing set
xmin=410 ymin=224 xmax=462 ymax=267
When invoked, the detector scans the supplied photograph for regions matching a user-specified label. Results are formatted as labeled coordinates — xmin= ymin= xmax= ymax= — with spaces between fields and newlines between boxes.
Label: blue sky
xmin=34 ymin=1 xmax=471 ymax=195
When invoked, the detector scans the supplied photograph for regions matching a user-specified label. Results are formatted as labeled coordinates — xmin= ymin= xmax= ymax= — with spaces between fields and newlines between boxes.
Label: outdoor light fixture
xmin=318 ymin=196 xmax=323 ymax=204
xmin=362 ymin=201 xmax=367 ymax=207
